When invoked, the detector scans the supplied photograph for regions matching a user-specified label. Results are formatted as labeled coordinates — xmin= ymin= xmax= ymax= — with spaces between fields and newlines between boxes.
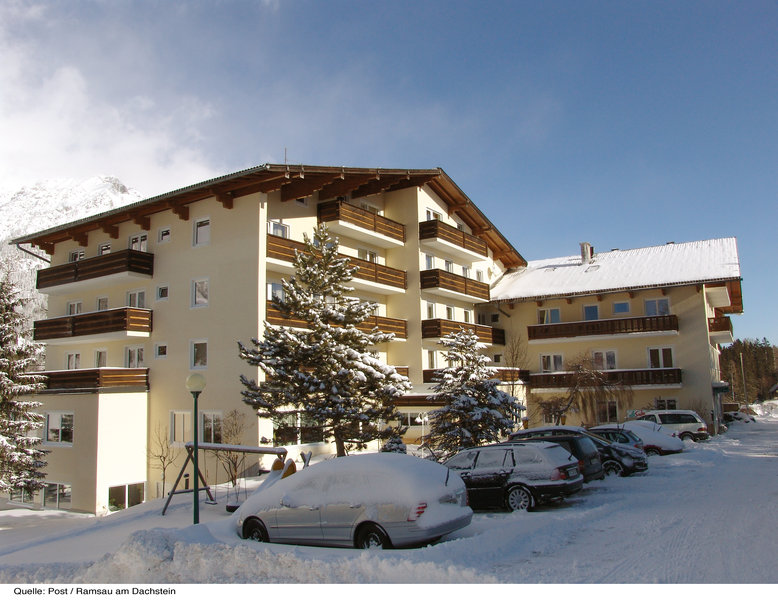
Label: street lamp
xmin=415 ymin=412 xmax=429 ymax=441
xmin=185 ymin=373 xmax=206 ymax=525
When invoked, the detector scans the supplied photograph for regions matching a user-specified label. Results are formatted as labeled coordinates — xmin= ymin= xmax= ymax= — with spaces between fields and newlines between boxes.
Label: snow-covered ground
xmin=1 ymin=408 xmax=778 ymax=587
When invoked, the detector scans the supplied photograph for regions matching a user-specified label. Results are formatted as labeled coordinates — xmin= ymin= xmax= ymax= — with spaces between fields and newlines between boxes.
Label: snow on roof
xmin=490 ymin=237 xmax=741 ymax=302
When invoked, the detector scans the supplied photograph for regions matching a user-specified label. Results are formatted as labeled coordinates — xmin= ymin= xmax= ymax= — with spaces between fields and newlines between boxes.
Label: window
xmin=477 ymin=313 xmax=487 ymax=325
xmin=446 ymin=306 xmax=455 ymax=320
xmin=193 ymin=218 xmax=210 ymax=246
xmin=98 ymin=243 xmax=111 ymax=255
xmin=192 ymin=279 xmax=209 ymax=307
xmin=597 ymin=401 xmax=618 ymax=424
xmin=156 ymin=286 xmax=169 ymax=301
xmin=66 ymin=353 xmax=80 ymax=370
xmin=267 ymin=220 xmax=289 ymax=238
xmin=645 ymin=298 xmax=670 ymax=316
xmin=463 ymin=309 xmax=472 ymax=323
xmin=129 ymin=233 xmax=148 ymax=252
xmin=475 ymin=270 xmax=484 ymax=282
xmin=43 ymin=483 xmax=72 ymax=509
xmin=475 ymin=448 xmax=509 ymax=469
xmin=201 ymin=412 xmax=222 ymax=444
xmin=446 ymin=450 xmax=477 ymax=470
xmin=171 ymin=411 xmax=191 ymax=443
xmin=462 ymin=266 xmax=471 ymax=278
xmin=127 ymin=290 xmax=146 ymax=308
xmin=9 ymin=487 xmax=35 ymax=505
xmin=491 ymin=313 xmax=500 ymax=323
xmin=426 ymin=302 xmax=436 ymax=319
xmin=654 ymin=398 xmax=678 ymax=410
xmin=538 ymin=308 xmax=561 ymax=324
xmin=158 ymin=227 xmax=171 ymax=243
xmin=155 ymin=344 xmax=168 ymax=359
xmin=425 ymin=254 xmax=435 ymax=270
xmin=126 ymin=346 xmax=145 ymax=368
xmin=583 ymin=305 xmax=599 ymax=321
xmin=192 ymin=341 xmax=208 ymax=368
xmin=358 ymin=248 xmax=378 ymax=263
xmin=540 ymin=354 xmax=563 ymax=372
xmin=95 ymin=350 xmax=107 ymax=368
xmin=593 ymin=350 xmax=616 ymax=370
xmin=427 ymin=350 xmax=437 ymax=369
xmin=649 ymin=347 xmax=674 ymax=368
xmin=493 ymin=354 xmax=502 ymax=364
xmin=613 ymin=301 xmax=630 ymax=315
xmin=96 ymin=297 xmax=108 ymax=311
xmin=268 ymin=282 xmax=286 ymax=302
xmin=295 ymin=197 xmax=308 ymax=207
xmin=360 ymin=202 xmax=379 ymax=214
xmin=109 ymin=483 xmax=144 ymax=512
xmin=69 ymin=249 xmax=85 ymax=262
xmin=444 ymin=260 xmax=454 ymax=273
xmin=45 ymin=412 xmax=74 ymax=444
xmin=67 ymin=301 xmax=82 ymax=315
xmin=426 ymin=209 xmax=441 ymax=221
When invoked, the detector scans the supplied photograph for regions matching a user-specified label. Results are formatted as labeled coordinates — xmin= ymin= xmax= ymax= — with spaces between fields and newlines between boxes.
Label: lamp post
xmin=185 ymin=373 xmax=206 ymax=525
xmin=415 ymin=412 xmax=429 ymax=441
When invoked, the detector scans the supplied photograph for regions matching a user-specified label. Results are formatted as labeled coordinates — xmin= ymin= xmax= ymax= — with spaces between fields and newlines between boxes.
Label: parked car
xmin=509 ymin=426 xmax=647 ymax=477
xmin=507 ymin=431 xmax=605 ymax=482
xmin=235 ymin=453 xmax=472 ymax=549
xmin=634 ymin=409 xmax=710 ymax=441
xmin=620 ymin=420 xmax=684 ymax=455
xmin=589 ymin=425 xmax=645 ymax=450
xmin=444 ymin=441 xmax=584 ymax=511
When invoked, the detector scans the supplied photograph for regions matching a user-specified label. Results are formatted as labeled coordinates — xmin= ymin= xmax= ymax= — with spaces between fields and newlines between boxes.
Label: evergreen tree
xmin=0 ymin=276 xmax=47 ymax=496
xmin=239 ymin=225 xmax=411 ymax=456
xmin=426 ymin=328 xmax=523 ymax=458
xmin=720 ymin=338 xmax=777 ymax=403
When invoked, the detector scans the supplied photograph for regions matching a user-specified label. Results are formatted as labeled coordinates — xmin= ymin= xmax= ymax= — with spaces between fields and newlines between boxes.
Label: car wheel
xmin=356 ymin=523 xmax=392 ymax=550
xmin=603 ymin=460 xmax=624 ymax=477
xmin=505 ymin=485 xmax=534 ymax=511
xmin=645 ymin=448 xmax=661 ymax=457
xmin=681 ymin=433 xmax=695 ymax=442
xmin=243 ymin=518 xmax=269 ymax=542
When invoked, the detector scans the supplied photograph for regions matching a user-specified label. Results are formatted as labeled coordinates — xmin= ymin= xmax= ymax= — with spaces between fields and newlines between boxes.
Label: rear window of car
xmin=541 ymin=444 xmax=577 ymax=464
xmin=512 ymin=446 xmax=543 ymax=464
xmin=577 ymin=437 xmax=598 ymax=455
xmin=446 ymin=450 xmax=477 ymax=470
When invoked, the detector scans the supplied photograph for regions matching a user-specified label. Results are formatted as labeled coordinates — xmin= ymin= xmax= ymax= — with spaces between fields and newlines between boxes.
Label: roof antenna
xmin=284 ymin=147 xmax=287 ymax=165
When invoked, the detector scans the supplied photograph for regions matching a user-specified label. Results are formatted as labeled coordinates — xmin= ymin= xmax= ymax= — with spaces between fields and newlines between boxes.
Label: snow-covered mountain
xmin=0 ymin=176 xmax=143 ymax=323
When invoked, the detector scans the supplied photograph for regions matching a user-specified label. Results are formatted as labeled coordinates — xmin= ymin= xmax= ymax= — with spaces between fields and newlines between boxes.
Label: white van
xmin=635 ymin=410 xmax=709 ymax=441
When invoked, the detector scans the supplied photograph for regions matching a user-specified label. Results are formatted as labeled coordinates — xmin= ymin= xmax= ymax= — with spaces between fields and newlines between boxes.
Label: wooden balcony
xmin=419 ymin=219 xmax=488 ymax=261
xmin=266 ymin=234 xmax=407 ymax=293
xmin=422 ymin=367 xmax=520 ymax=384
xmin=421 ymin=318 xmax=505 ymax=345
xmin=393 ymin=366 xmax=410 ymax=378
xmin=317 ymin=200 xmax=405 ymax=247
xmin=36 ymin=250 xmax=154 ymax=294
xmin=265 ymin=302 xmax=407 ymax=339
xmin=527 ymin=315 xmax=679 ymax=341
xmin=708 ymin=316 xmax=734 ymax=344
xmin=34 ymin=308 xmax=152 ymax=343
xmin=37 ymin=368 xmax=150 ymax=393
xmin=529 ymin=368 xmax=682 ymax=389
xmin=420 ymin=269 xmax=490 ymax=301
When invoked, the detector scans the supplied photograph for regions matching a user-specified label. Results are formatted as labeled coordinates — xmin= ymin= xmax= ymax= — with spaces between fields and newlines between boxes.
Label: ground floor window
xmin=274 ymin=413 xmax=325 ymax=446
xmin=8 ymin=488 xmax=35 ymax=505
xmin=597 ymin=400 xmax=618 ymax=424
xmin=655 ymin=398 xmax=678 ymax=410
xmin=43 ymin=483 xmax=72 ymax=510
xmin=201 ymin=411 xmax=222 ymax=444
xmin=108 ymin=482 xmax=145 ymax=512
xmin=45 ymin=412 xmax=74 ymax=444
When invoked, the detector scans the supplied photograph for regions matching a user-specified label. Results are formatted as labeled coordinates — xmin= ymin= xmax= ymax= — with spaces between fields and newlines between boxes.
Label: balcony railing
xmin=708 ymin=316 xmax=733 ymax=335
xmin=420 ymin=269 xmax=490 ymax=301
xmin=37 ymin=368 xmax=150 ymax=393
xmin=422 ymin=367 xmax=522 ymax=384
xmin=267 ymin=235 xmax=407 ymax=290
xmin=36 ymin=250 xmax=154 ymax=291
xmin=527 ymin=315 xmax=679 ymax=341
xmin=318 ymin=200 xmax=405 ymax=243
xmin=419 ymin=220 xmax=488 ymax=258
xmin=265 ymin=301 xmax=407 ymax=338
xmin=529 ymin=368 xmax=682 ymax=388
xmin=421 ymin=318 xmax=505 ymax=345
xmin=34 ymin=308 xmax=152 ymax=341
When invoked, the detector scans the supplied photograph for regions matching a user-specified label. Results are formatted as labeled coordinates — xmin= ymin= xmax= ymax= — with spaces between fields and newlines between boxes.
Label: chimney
xmin=580 ymin=242 xmax=594 ymax=264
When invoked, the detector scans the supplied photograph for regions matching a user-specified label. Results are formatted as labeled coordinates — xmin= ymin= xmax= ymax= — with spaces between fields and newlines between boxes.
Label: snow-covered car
xmin=620 ymin=420 xmax=684 ymax=455
xmin=234 ymin=453 xmax=472 ymax=549
xmin=589 ymin=425 xmax=645 ymax=450
xmin=634 ymin=409 xmax=710 ymax=441
xmin=444 ymin=441 xmax=584 ymax=511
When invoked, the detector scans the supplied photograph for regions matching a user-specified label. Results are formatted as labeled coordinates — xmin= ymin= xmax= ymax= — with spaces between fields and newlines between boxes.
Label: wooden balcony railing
xmin=34 ymin=308 xmax=152 ymax=341
xmin=529 ymin=368 xmax=682 ymax=388
xmin=419 ymin=269 xmax=490 ymax=301
xmin=421 ymin=318 xmax=505 ymax=345
xmin=527 ymin=315 xmax=679 ymax=341
xmin=36 ymin=250 xmax=154 ymax=290
xmin=422 ymin=367 xmax=520 ymax=384
xmin=265 ymin=302 xmax=407 ymax=338
xmin=37 ymin=368 xmax=149 ymax=393
xmin=318 ymin=200 xmax=405 ymax=243
xmin=267 ymin=235 xmax=407 ymax=290
xmin=708 ymin=316 xmax=733 ymax=335
xmin=393 ymin=366 xmax=410 ymax=378
xmin=419 ymin=220 xmax=488 ymax=257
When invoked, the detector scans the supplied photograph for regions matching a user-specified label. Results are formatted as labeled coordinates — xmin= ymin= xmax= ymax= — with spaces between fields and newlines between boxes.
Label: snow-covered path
xmin=1 ymin=417 xmax=777 ymax=584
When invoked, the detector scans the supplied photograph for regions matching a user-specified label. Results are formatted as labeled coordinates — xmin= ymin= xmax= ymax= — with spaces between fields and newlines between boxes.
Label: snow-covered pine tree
xmin=0 ymin=276 xmax=47 ymax=497
xmin=426 ymin=328 xmax=523 ymax=458
xmin=239 ymin=224 xmax=411 ymax=456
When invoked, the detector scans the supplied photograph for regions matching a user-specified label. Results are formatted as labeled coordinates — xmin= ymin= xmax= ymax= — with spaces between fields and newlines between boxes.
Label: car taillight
xmin=698 ymin=425 xmax=707 ymax=432
xmin=408 ymin=502 xmax=428 ymax=521
xmin=550 ymin=467 xmax=568 ymax=481
xmin=578 ymin=459 xmax=584 ymax=469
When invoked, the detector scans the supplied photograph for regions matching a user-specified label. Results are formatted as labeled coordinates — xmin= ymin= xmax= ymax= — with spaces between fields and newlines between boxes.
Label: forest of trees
xmin=719 ymin=339 xmax=777 ymax=404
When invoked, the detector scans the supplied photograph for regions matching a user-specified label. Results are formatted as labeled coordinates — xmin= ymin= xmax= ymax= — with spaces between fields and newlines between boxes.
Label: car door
xmin=272 ymin=479 xmax=324 ymax=544
xmin=445 ymin=450 xmax=479 ymax=505
xmin=319 ymin=472 xmax=364 ymax=545
xmin=468 ymin=448 xmax=513 ymax=508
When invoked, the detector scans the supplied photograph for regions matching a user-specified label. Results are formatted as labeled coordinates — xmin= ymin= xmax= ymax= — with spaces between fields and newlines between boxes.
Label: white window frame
xmin=613 ymin=301 xmax=630 ymax=315
xmin=129 ymin=232 xmax=148 ymax=252
xmin=444 ymin=260 xmax=454 ymax=273
xmin=475 ymin=270 xmax=484 ymax=282
xmin=127 ymin=290 xmax=146 ymax=308
xmin=538 ymin=307 xmax=561 ymax=324
xmin=65 ymin=352 xmax=81 ymax=370
xmin=427 ymin=350 xmax=437 ymax=369
xmin=67 ymin=301 xmax=83 ymax=315
xmin=158 ymin=227 xmax=171 ymax=244
xmin=463 ymin=309 xmax=472 ymax=323
xmin=191 ymin=278 xmax=209 ymax=308
xmin=201 ymin=411 xmax=223 ymax=444
xmin=645 ymin=297 xmax=670 ymax=317
xmin=96 ymin=296 xmax=108 ymax=311
xmin=424 ymin=254 xmax=435 ymax=270
xmin=69 ymin=249 xmax=85 ymax=262
xmin=648 ymin=346 xmax=674 ymax=369
xmin=155 ymin=344 xmax=168 ymax=359
xmin=540 ymin=353 xmax=563 ymax=372
xmin=193 ymin=217 xmax=211 ymax=247
xmin=426 ymin=302 xmax=436 ymax=319
xmin=267 ymin=282 xmax=285 ymax=303
xmin=462 ymin=265 xmax=471 ymax=279
xmin=426 ymin=209 xmax=441 ymax=221
xmin=45 ymin=412 xmax=74 ymax=445
xmin=156 ymin=285 xmax=169 ymax=301
xmin=191 ymin=340 xmax=208 ymax=369
xmin=94 ymin=349 xmax=107 ymax=368
xmin=592 ymin=350 xmax=617 ymax=371
xmin=170 ymin=411 xmax=192 ymax=445
xmin=583 ymin=304 xmax=599 ymax=321
xmin=445 ymin=305 xmax=455 ymax=320
xmin=97 ymin=242 xmax=111 ymax=255
xmin=126 ymin=345 xmax=145 ymax=368
xmin=267 ymin=219 xmax=289 ymax=238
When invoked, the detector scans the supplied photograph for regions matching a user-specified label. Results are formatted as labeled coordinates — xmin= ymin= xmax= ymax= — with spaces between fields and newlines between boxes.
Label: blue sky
xmin=1 ymin=0 xmax=775 ymax=342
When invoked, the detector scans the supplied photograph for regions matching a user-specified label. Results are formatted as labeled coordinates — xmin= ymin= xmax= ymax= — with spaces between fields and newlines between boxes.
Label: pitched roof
xmin=490 ymin=238 xmax=742 ymax=312
xmin=10 ymin=163 xmax=525 ymax=268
